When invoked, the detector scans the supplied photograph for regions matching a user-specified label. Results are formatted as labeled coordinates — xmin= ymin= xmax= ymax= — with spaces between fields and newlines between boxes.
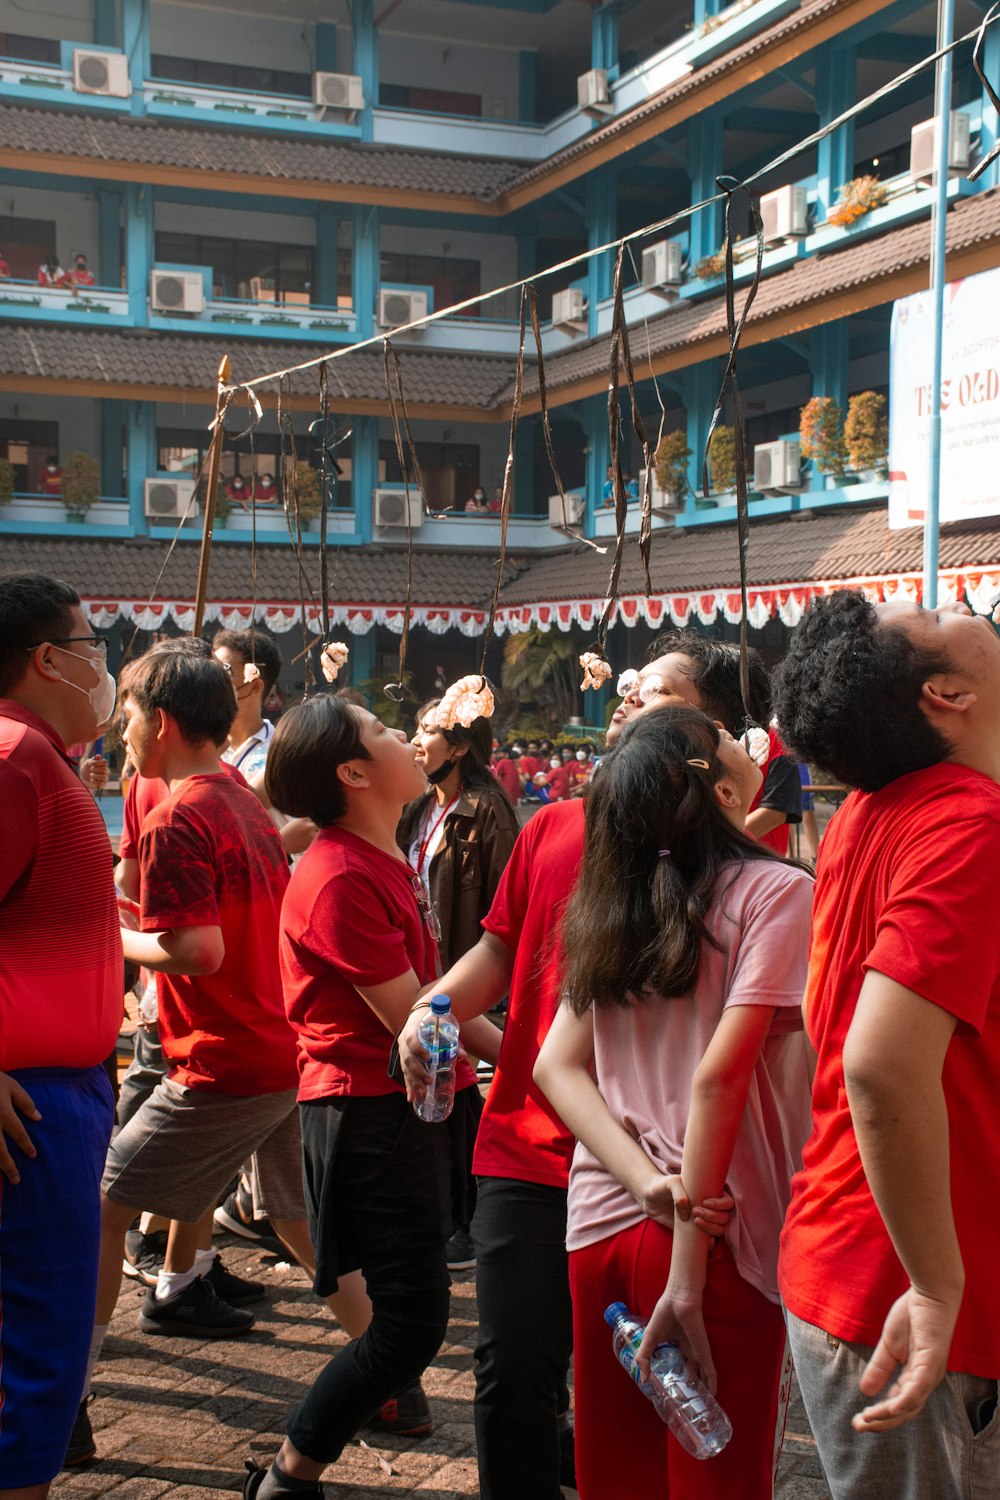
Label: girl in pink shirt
xmin=535 ymin=705 xmax=813 ymax=1500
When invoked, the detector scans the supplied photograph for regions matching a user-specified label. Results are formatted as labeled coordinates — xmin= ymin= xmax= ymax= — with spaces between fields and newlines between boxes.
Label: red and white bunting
xmin=81 ymin=599 xmax=488 ymax=638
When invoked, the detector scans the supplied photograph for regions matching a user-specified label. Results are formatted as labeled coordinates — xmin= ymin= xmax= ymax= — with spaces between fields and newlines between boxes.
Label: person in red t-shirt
xmin=773 ymin=589 xmax=1000 ymax=1497
xmin=0 ymin=573 xmax=121 ymax=1492
xmin=396 ymin=635 xmax=773 ymax=1500
xmin=245 ymin=693 xmax=496 ymax=1498
xmin=491 ymin=744 xmax=522 ymax=804
xmin=89 ymin=648 xmax=317 ymax=1446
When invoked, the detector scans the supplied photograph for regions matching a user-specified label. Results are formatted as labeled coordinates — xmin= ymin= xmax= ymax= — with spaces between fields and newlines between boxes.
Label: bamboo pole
xmin=193 ymin=355 xmax=231 ymax=637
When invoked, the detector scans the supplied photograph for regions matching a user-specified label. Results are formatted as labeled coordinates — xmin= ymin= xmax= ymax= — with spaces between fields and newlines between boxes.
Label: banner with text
xmin=889 ymin=266 xmax=1000 ymax=529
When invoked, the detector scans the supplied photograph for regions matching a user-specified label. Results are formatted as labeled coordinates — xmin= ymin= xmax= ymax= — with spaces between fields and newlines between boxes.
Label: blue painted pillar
xmin=97 ymin=188 xmax=121 ymax=289
xmin=683 ymin=362 xmax=720 ymax=509
xmin=100 ymin=401 xmax=124 ymax=496
xmin=585 ymin=392 xmax=610 ymax=532
xmin=808 ymin=322 xmax=849 ymax=492
xmin=518 ymin=51 xmax=536 ymax=123
xmin=688 ymin=113 xmax=724 ymax=267
xmin=351 ymin=205 xmax=379 ymax=339
xmin=125 ymin=182 xmax=153 ymax=324
xmin=94 ymin=0 xmax=118 ymax=46
xmin=352 ymin=0 xmax=378 ymax=143
xmin=816 ymin=44 xmax=855 ymax=221
xmin=315 ymin=22 xmax=338 ymax=74
xmin=514 ymin=420 xmax=534 ymax=515
xmin=980 ymin=23 xmax=1000 ymax=190
xmin=316 ymin=207 xmax=340 ymax=308
xmin=126 ymin=400 xmax=156 ymax=533
xmin=591 ymin=2 xmax=618 ymax=75
xmin=349 ymin=628 xmax=376 ymax=699
xmin=122 ymin=0 xmax=149 ymax=116
xmin=586 ymin=169 xmax=616 ymax=338
xmin=351 ymin=414 xmax=378 ymax=542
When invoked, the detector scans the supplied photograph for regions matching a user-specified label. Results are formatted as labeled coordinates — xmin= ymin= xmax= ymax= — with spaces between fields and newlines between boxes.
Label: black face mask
xmin=425 ymin=758 xmax=458 ymax=786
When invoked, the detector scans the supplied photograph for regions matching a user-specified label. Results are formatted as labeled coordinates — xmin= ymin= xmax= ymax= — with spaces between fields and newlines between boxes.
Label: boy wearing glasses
xmin=0 ymin=572 xmax=121 ymax=1497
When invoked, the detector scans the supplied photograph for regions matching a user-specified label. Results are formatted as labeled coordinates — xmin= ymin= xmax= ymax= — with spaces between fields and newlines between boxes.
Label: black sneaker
xmin=243 ymin=1459 xmax=324 ymax=1499
xmin=63 ymin=1397 xmax=96 ymax=1468
xmin=123 ymin=1226 xmax=168 ymax=1286
xmin=445 ymin=1228 xmax=476 ymax=1271
xmin=214 ymin=1181 xmax=285 ymax=1256
xmin=138 ymin=1275 xmax=255 ymax=1338
xmin=206 ymin=1253 xmax=267 ymax=1306
xmin=363 ymin=1381 xmax=432 ymax=1437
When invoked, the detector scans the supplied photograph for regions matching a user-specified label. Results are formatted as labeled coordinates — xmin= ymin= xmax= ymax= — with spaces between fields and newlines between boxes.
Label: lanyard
xmin=415 ymin=794 xmax=459 ymax=875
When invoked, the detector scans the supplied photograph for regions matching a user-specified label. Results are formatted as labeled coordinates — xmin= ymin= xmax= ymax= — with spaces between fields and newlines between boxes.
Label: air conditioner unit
xmin=313 ymin=71 xmax=364 ymax=113
xmin=910 ymin=113 xmax=971 ymax=184
xmin=577 ymin=68 xmax=612 ymax=114
xmin=144 ymin=478 xmax=195 ymax=520
xmin=72 ymin=49 xmax=130 ymax=97
xmin=374 ymin=488 xmax=424 ymax=529
xmin=759 ymin=184 xmax=808 ymax=244
xmin=551 ymin=287 xmax=586 ymax=325
xmin=641 ymin=240 xmax=683 ymax=289
xmin=378 ymin=288 xmax=429 ymax=329
xmin=150 ymin=270 xmax=205 ymax=314
xmin=753 ymin=439 xmax=802 ymax=491
xmin=548 ymin=492 xmax=585 ymax=528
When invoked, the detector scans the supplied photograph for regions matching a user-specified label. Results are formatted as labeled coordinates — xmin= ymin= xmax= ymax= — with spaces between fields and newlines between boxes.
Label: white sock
xmin=155 ymin=1265 xmax=199 ymax=1302
xmin=192 ymin=1246 xmax=216 ymax=1277
xmin=84 ymin=1323 xmax=109 ymax=1397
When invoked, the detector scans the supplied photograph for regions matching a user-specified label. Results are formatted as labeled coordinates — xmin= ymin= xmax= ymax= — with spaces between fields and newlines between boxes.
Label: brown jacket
xmin=397 ymin=779 xmax=519 ymax=969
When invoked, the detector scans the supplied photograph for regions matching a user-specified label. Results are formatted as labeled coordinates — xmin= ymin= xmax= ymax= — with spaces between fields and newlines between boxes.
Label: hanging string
xmin=969 ymin=1 xmax=1000 ymax=180
xmin=383 ymin=338 xmax=418 ymax=700
xmin=317 ymin=362 xmax=332 ymax=644
xmin=598 ymin=281 xmax=629 ymax=655
xmin=278 ymin=375 xmax=318 ymax=693
xmin=702 ymin=177 xmax=765 ymax=724
xmin=479 ymin=284 xmax=527 ymax=675
xmin=610 ymin=243 xmax=656 ymax=597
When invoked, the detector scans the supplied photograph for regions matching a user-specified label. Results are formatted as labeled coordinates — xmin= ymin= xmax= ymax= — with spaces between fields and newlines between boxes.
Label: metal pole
xmin=923 ymin=0 xmax=955 ymax=610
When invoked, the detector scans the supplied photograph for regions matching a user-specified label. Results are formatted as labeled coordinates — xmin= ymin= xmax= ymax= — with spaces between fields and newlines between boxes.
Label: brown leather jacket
xmin=397 ymin=779 xmax=519 ymax=970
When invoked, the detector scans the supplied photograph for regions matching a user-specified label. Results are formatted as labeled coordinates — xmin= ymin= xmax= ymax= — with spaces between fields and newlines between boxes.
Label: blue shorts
xmin=797 ymin=761 xmax=814 ymax=812
xmin=0 ymin=1065 xmax=114 ymax=1486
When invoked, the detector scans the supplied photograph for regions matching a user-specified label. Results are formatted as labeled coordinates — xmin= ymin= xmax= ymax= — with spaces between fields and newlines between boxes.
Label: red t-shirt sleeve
xmin=140 ymin=805 xmax=220 ymax=932
xmin=864 ymin=810 xmax=1000 ymax=1033
xmin=119 ymin=777 xmax=141 ymax=861
xmin=0 ymin=761 xmax=37 ymax=901
xmin=483 ymin=816 xmax=533 ymax=948
xmin=306 ymin=868 xmax=415 ymax=988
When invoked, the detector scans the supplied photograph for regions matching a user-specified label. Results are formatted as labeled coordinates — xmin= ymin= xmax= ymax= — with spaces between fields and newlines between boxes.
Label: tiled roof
xmin=0 ymin=534 xmax=525 ymax=607
xmin=0 ymin=103 xmax=521 ymax=200
xmin=513 ymin=186 xmax=1000 ymax=401
xmin=498 ymin=507 xmax=1000 ymax=604
xmin=0 ymin=325 xmax=515 ymax=409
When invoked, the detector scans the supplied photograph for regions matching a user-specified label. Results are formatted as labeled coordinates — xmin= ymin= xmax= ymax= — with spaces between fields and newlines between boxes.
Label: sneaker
xmin=214 ymin=1181 xmax=285 ymax=1256
xmin=363 ymin=1381 xmax=432 ymax=1438
xmin=63 ymin=1397 xmax=96 ymax=1468
xmin=243 ymin=1459 xmax=323 ymax=1499
xmin=445 ymin=1228 xmax=476 ymax=1271
xmin=138 ymin=1275 xmax=256 ymax=1338
xmin=123 ymin=1226 xmax=168 ymax=1286
xmin=206 ymin=1253 xmax=267 ymax=1306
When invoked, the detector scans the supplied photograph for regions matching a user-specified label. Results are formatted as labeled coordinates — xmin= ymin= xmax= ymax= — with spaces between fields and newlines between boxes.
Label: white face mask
xmin=576 ymin=750 xmax=587 ymax=762
xmin=52 ymin=645 xmax=117 ymax=726
xmin=550 ymin=757 xmax=560 ymax=769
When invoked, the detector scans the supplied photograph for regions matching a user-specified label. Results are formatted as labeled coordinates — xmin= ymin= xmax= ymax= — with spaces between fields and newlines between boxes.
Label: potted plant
xmin=654 ymin=430 xmax=692 ymax=503
xmin=800 ymin=397 xmax=848 ymax=478
xmin=707 ymin=424 xmax=737 ymax=493
xmin=61 ymin=451 xmax=100 ymax=520
xmin=694 ymin=247 xmax=727 ymax=282
xmin=0 ymin=456 xmax=14 ymax=506
xmin=210 ymin=480 xmax=230 ymax=527
xmin=845 ymin=391 xmax=888 ymax=477
xmin=285 ymin=460 xmax=324 ymax=527
xmin=827 ymin=176 xmax=888 ymax=229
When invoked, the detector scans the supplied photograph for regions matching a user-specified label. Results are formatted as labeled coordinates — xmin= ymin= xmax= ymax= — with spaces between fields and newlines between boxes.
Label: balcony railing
xmin=0 ymin=278 xmax=129 ymax=320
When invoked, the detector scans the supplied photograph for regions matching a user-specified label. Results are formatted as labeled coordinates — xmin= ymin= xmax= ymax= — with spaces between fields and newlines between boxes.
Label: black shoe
xmin=445 ymin=1228 xmax=476 ymax=1271
xmin=206 ymin=1253 xmax=267 ymax=1306
xmin=123 ymin=1226 xmax=168 ymax=1286
xmin=363 ymin=1381 xmax=432 ymax=1437
xmin=243 ymin=1458 xmax=324 ymax=1499
xmin=138 ymin=1275 xmax=255 ymax=1338
xmin=63 ymin=1397 xmax=96 ymax=1468
xmin=214 ymin=1182 xmax=285 ymax=1256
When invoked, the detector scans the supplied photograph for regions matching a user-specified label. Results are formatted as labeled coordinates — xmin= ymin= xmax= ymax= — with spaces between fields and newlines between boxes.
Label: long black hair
xmin=560 ymin=705 xmax=783 ymax=1013
xmin=417 ymin=696 xmax=509 ymax=801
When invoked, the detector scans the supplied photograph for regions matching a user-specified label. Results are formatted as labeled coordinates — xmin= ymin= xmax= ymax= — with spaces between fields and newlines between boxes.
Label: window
xmin=380 ymin=83 xmax=482 ymax=118
xmin=151 ymin=53 xmax=311 ymax=98
xmin=380 ymin=251 xmax=479 ymax=320
xmin=379 ymin=439 xmax=479 ymax=511
xmin=0 ymin=34 xmax=60 ymax=64
xmin=0 ymin=215 xmax=58 ymax=281
xmin=155 ymin=232 xmax=315 ymax=301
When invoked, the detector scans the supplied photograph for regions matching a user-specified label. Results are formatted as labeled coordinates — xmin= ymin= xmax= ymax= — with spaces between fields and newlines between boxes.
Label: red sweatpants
xmin=569 ymin=1219 xmax=791 ymax=1500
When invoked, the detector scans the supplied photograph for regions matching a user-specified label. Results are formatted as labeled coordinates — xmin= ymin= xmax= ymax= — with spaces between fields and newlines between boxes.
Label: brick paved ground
xmin=57 ymin=1234 xmax=832 ymax=1499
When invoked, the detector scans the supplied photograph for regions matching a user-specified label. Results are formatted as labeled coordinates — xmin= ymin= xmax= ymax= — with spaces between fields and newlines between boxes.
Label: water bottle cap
xmin=603 ymin=1302 xmax=629 ymax=1326
xmin=429 ymin=994 xmax=451 ymax=1015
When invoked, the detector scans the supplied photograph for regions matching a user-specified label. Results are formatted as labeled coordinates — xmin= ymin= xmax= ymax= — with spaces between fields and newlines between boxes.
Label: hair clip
xmin=657 ymin=848 xmax=671 ymax=859
xmin=686 ymin=758 xmax=711 ymax=770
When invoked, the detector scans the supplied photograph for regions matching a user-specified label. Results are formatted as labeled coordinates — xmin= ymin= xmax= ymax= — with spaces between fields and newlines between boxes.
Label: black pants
xmin=286 ymin=1092 xmax=452 ymax=1464
xmin=472 ymin=1176 xmax=573 ymax=1500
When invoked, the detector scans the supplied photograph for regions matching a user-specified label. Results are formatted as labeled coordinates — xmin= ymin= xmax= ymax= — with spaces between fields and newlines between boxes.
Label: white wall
xmin=379 ymin=222 xmax=517 ymax=306
xmin=0 ymin=183 xmax=99 ymax=267
xmin=150 ymin=2 xmax=314 ymax=72
xmin=0 ymin=393 xmax=101 ymax=458
xmin=0 ymin=0 xmax=94 ymax=45
xmin=379 ymin=30 xmax=520 ymax=119
xmin=155 ymin=199 xmax=316 ymax=246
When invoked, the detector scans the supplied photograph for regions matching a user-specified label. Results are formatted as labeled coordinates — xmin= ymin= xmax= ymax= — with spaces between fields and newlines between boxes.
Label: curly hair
xmin=771 ymin=590 xmax=953 ymax=792
xmin=644 ymin=630 xmax=771 ymax=733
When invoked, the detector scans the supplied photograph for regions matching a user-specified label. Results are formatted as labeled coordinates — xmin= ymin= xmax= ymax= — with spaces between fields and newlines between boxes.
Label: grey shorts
xmin=787 ymin=1310 xmax=1000 ymax=1500
xmin=102 ymin=1075 xmax=306 ymax=1224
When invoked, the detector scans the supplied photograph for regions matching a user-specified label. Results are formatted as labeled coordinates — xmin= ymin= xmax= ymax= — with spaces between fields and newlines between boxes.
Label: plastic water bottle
xmin=603 ymin=1302 xmax=732 ymax=1460
xmin=413 ymin=994 xmax=460 ymax=1122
